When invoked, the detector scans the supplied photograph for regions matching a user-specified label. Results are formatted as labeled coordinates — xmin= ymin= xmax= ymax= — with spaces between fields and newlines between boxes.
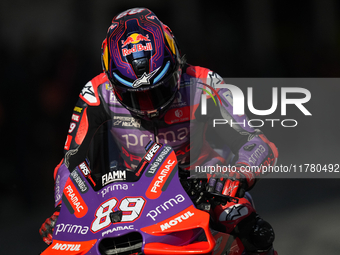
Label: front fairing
xmin=43 ymin=120 xmax=216 ymax=255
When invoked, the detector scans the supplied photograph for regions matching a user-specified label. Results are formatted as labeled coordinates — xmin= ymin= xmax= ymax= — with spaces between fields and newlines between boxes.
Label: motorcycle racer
xmin=40 ymin=8 xmax=278 ymax=255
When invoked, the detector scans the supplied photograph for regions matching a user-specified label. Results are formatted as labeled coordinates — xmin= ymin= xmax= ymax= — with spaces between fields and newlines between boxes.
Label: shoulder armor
xmin=79 ymin=73 xmax=108 ymax=106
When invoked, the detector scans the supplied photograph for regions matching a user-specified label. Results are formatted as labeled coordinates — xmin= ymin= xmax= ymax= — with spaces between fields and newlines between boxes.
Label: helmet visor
xmin=114 ymin=68 xmax=180 ymax=114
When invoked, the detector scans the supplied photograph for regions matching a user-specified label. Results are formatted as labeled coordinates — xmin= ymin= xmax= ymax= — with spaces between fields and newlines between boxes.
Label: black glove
xmin=39 ymin=205 xmax=61 ymax=245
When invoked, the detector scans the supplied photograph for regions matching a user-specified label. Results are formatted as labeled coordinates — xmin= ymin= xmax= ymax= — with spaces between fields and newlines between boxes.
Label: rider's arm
xmin=189 ymin=66 xmax=278 ymax=191
xmin=53 ymin=73 xmax=111 ymax=207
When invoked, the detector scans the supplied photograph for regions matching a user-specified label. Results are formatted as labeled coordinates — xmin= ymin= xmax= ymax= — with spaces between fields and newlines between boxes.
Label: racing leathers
xmin=52 ymin=64 xmax=278 ymax=253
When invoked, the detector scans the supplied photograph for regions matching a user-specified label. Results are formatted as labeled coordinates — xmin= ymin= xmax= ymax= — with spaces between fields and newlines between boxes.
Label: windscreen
xmin=83 ymin=120 xmax=142 ymax=191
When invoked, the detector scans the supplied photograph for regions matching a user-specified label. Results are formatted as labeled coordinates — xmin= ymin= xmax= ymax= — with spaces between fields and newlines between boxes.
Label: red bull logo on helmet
xmin=121 ymin=33 xmax=153 ymax=57
xmin=121 ymin=33 xmax=151 ymax=47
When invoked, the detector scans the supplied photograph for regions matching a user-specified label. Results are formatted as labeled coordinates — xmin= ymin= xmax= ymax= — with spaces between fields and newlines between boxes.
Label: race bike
xmin=41 ymin=120 xmax=246 ymax=255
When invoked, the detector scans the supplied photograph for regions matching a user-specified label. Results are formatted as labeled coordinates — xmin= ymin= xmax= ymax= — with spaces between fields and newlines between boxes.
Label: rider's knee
xmin=234 ymin=213 xmax=275 ymax=254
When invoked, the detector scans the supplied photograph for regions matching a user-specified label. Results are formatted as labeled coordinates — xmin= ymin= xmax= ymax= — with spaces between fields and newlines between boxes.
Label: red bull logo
xmin=121 ymin=33 xmax=153 ymax=56
xmin=122 ymin=43 xmax=152 ymax=57
xmin=121 ymin=33 xmax=150 ymax=47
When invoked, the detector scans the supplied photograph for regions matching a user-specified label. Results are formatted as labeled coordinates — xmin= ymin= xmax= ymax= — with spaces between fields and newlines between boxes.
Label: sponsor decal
xmin=141 ymin=205 xmax=210 ymax=235
xmin=146 ymin=151 xmax=177 ymax=199
xmin=122 ymin=43 xmax=153 ymax=57
xmin=101 ymin=183 xmax=129 ymax=197
xmin=54 ymin=175 xmax=61 ymax=202
xmin=160 ymin=210 xmax=195 ymax=231
xmin=73 ymin=106 xmax=82 ymax=113
xmin=122 ymin=134 xmax=153 ymax=149
xmin=132 ymin=67 xmax=160 ymax=88
xmin=122 ymin=127 xmax=189 ymax=149
xmin=146 ymin=194 xmax=185 ymax=221
xmin=157 ymin=127 xmax=189 ymax=144
xmin=144 ymin=143 xmax=161 ymax=162
xmin=64 ymin=135 xmax=72 ymax=150
xmin=52 ymin=243 xmax=81 ymax=251
xmin=171 ymin=91 xmax=187 ymax=108
xmin=49 ymin=239 xmax=97 ymax=253
xmin=164 ymin=106 xmax=190 ymax=124
xmin=55 ymin=223 xmax=89 ymax=235
xmin=70 ymin=170 xmax=88 ymax=193
xmin=75 ymin=108 xmax=88 ymax=145
xmin=219 ymin=204 xmax=248 ymax=221
xmin=102 ymin=170 xmax=126 ymax=186
xmin=63 ymin=179 xmax=88 ymax=218
xmin=80 ymin=81 xmax=97 ymax=104
xmin=102 ymin=225 xmax=134 ymax=237
xmin=243 ymin=143 xmax=256 ymax=151
xmin=78 ymin=161 xmax=96 ymax=186
xmin=248 ymin=145 xmax=266 ymax=165
xmin=121 ymin=33 xmax=153 ymax=57
xmin=71 ymin=114 xmax=80 ymax=122
xmin=175 ymin=109 xmax=183 ymax=118
xmin=109 ymin=92 xmax=118 ymax=104
xmin=121 ymin=33 xmax=150 ymax=47
xmin=79 ymin=161 xmax=90 ymax=175
xmin=145 ymin=146 xmax=172 ymax=177
xmin=105 ymin=83 xmax=113 ymax=91
xmin=121 ymin=146 xmax=142 ymax=163
xmin=113 ymin=116 xmax=141 ymax=128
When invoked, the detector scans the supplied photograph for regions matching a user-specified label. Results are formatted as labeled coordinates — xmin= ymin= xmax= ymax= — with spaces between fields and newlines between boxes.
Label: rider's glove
xmin=207 ymin=163 xmax=255 ymax=198
xmin=39 ymin=205 xmax=61 ymax=245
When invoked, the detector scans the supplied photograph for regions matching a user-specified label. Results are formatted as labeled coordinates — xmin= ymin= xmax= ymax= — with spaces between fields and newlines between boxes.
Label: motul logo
xmin=51 ymin=243 xmax=81 ymax=251
xmin=160 ymin=210 xmax=194 ymax=231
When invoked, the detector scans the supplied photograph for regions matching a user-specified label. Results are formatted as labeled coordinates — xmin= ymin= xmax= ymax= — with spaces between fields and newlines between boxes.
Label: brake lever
xmin=204 ymin=192 xmax=239 ymax=205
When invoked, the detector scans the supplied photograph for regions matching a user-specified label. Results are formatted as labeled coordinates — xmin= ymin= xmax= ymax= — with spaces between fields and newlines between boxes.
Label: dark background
xmin=1 ymin=1 xmax=340 ymax=254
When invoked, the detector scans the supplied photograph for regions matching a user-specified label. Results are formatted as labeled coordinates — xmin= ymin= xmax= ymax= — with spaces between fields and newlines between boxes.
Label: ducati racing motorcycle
xmin=41 ymin=120 xmax=247 ymax=255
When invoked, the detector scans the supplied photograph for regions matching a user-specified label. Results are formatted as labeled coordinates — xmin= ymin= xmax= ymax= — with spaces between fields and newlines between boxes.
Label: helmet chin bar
xmin=122 ymin=105 xmax=160 ymax=121
xmin=146 ymin=109 xmax=159 ymax=119
xmin=124 ymin=89 xmax=179 ymax=121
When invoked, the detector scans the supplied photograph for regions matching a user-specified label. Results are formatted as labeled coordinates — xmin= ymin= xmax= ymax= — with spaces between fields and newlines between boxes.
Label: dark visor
xmin=114 ymin=69 xmax=180 ymax=114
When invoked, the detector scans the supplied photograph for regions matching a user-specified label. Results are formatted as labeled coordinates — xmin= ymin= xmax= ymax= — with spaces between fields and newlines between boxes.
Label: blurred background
xmin=1 ymin=0 xmax=340 ymax=254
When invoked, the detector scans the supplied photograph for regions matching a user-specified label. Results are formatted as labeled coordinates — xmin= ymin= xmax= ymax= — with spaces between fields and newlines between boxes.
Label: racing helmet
xmin=102 ymin=8 xmax=183 ymax=119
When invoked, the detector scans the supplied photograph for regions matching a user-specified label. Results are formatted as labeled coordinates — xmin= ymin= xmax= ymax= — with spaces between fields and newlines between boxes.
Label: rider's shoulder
xmin=184 ymin=64 xmax=214 ymax=79
xmin=89 ymin=72 xmax=110 ymax=88
xmin=79 ymin=72 xmax=109 ymax=106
